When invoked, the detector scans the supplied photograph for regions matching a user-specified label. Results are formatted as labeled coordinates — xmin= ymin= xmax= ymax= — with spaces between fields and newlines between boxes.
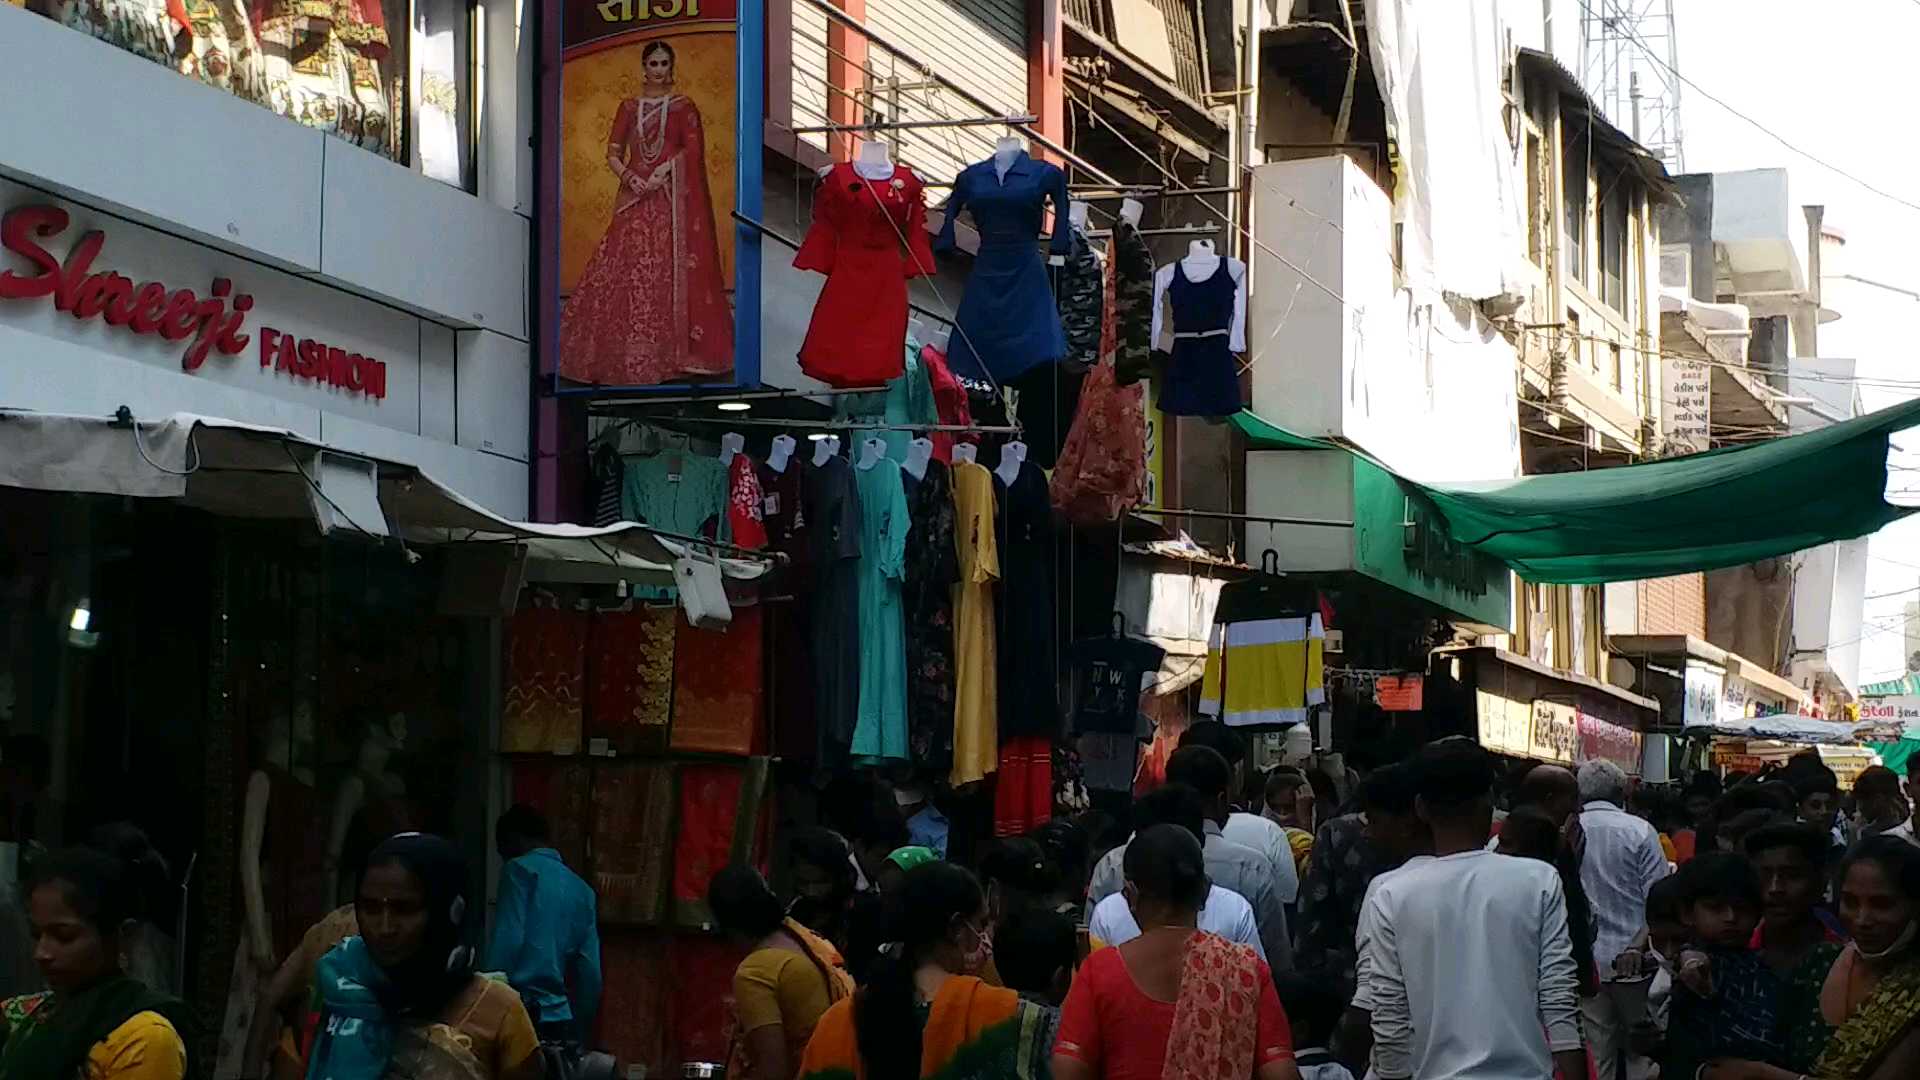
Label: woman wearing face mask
xmin=299 ymin=833 xmax=541 ymax=1080
xmin=0 ymin=848 xmax=194 ymax=1079
xmin=1052 ymin=825 xmax=1301 ymax=1080
xmin=797 ymin=861 xmax=1053 ymax=1079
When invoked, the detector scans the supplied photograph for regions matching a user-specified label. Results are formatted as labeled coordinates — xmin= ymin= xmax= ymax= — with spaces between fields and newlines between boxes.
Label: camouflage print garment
xmin=1055 ymin=226 xmax=1105 ymax=373
xmin=1111 ymin=220 xmax=1157 ymax=385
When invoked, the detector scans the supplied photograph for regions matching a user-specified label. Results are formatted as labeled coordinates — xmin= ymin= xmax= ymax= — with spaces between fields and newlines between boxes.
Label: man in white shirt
xmin=1180 ymin=721 xmax=1303 ymax=904
xmin=1575 ymin=759 xmax=1670 ymax=1080
xmin=1360 ymin=738 xmax=1584 ymax=1080
xmin=1884 ymin=767 xmax=1920 ymax=846
xmin=1088 ymin=884 xmax=1263 ymax=961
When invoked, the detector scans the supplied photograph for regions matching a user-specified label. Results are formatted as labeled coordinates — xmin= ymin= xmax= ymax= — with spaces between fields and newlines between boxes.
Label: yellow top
xmin=86 ymin=1011 xmax=186 ymax=1080
xmin=1198 ymin=612 xmax=1326 ymax=726
xmin=734 ymin=947 xmax=838 ymax=1058
xmin=949 ymin=461 xmax=1001 ymax=787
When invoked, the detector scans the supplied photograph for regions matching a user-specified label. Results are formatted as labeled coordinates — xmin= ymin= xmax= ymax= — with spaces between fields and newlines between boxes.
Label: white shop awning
xmin=0 ymin=409 xmax=770 ymax=585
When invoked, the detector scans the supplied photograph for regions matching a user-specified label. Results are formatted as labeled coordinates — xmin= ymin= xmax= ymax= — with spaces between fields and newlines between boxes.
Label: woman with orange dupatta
xmin=798 ymin=861 xmax=1055 ymax=1080
xmin=1052 ymin=825 xmax=1301 ymax=1080
xmin=712 ymin=866 xmax=856 ymax=1080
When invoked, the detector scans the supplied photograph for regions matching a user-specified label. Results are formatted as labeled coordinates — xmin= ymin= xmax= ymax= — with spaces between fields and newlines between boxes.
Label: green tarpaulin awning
xmin=1864 ymin=675 xmax=1920 ymax=698
xmin=1232 ymin=397 xmax=1920 ymax=584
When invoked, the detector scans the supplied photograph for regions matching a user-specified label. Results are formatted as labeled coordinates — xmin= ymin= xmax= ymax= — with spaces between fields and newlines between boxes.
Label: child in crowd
xmin=1275 ymin=970 xmax=1357 ymax=1080
xmin=1660 ymin=853 xmax=1781 ymax=1079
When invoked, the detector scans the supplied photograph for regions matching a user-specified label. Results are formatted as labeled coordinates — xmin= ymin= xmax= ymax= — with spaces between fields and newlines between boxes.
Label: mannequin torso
xmin=811 ymin=435 xmax=840 ymax=467
xmin=904 ymin=437 xmax=934 ymax=480
xmin=856 ymin=436 xmax=887 ymax=470
xmin=768 ymin=434 xmax=795 ymax=474
xmin=995 ymin=441 xmax=1027 ymax=487
xmin=719 ymin=432 xmax=745 ymax=466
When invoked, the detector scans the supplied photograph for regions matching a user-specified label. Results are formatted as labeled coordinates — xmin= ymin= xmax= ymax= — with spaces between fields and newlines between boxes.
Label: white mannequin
xmin=1069 ymin=200 xmax=1090 ymax=229
xmin=929 ymin=321 xmax=953 ymax=353
xmin=854 ymin=139 xmax=895 ymax=180
xmin=239 ymin=710 xmax=312 ymax=976
xmin=1119 ymin=197 xmax=1144 ymax=227
xmin=996 ymin=440 xmax=1027 ymax=487
xmin=952 ymin=442 xmax=978 ymax=465
xmin=718 ymin=432 xmax=745 ymax=465
xmin=904 ymin=437 xmax=934 ymax=480
xmin=856 ymin=436 xmax=887 ymax=470
xmin=993 ymin=135 xmax=1023 ymax=182
xmin=811 ymin=434 xmax=840 ymax=467
xmin=907 ymin=315 xmax=928 ymax=348
xmin=768 ymin=434 xmax=796 ymax=474
xmin=325 ymin=716 xmax=407 ymax=908
xmin=1151 ymin=238 xmax=1247 ymax=355
xmin=1185 ymin=238 xmax=1219 ymax=271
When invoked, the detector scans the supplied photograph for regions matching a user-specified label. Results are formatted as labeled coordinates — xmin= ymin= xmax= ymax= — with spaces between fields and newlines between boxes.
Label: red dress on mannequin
xmin=793 ymin=163 xmax=936 ymax=387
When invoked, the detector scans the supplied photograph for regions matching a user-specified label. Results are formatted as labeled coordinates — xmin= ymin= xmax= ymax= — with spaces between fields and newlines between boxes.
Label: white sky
xmin=1662 ymin=0 xmax=1920 ymax=683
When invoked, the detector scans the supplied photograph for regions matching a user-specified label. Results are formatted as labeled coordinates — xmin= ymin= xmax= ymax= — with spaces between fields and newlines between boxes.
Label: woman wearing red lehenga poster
xmin=561 ymin=41 xmax=734 ymax=386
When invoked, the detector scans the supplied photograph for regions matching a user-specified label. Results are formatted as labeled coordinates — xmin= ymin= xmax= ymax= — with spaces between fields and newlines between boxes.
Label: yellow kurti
xmin=949 ymin=461 xmax=1001 ymax=787
xmin=1198 ymin=612 xmax=1325 ymax=725
xmin=87 ymin=1011 xmax=186 ymax=1080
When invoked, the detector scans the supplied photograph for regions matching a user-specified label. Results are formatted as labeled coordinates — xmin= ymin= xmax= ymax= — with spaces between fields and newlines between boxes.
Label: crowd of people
xmin=7 ymin=724 xmax=1920 ymax=1079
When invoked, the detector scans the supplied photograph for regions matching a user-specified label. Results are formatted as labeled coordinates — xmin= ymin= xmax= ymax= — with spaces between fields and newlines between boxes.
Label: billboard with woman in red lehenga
xmin=556 ymin=0 xmax=749 ymax=389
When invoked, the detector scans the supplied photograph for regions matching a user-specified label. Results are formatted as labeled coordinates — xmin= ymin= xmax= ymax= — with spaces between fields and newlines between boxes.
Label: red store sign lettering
xmin=0 ymin=205 xmax=386 ymax=400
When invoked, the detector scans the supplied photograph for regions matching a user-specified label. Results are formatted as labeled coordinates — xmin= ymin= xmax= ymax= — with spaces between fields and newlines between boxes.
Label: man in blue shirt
xmin=487 ymin=804 xmax=602 ymax=1044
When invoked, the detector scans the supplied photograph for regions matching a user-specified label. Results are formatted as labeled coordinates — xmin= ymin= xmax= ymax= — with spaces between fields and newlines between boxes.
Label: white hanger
xmin=718 ymin=432 xmax=745 ymax=465
xmin=768 ymin=434 xmax=796 ymax=474
xmin=995 ymin=440 xmax=1026 ymax=487
xmin=854 ymin=139 xmax=894 ymax=181
xmin=811 ymin=434 xmax=839 ymax=467
xmin=856 ymin=436 xmax=887 ymax=470
xmin=907 ymin=315 xmax=928 ymax=347
xmin=904 ymin=438 xmax=934 ymax=480
xmin=1119 ymin=197 xmax=1144 ymax=227
xmin=928 ymin=321 xmax=953 ymax=353
xmin=952 ymin=442 xmax=978 ymax=465
xmin=1069 ymin=201 xmax=1090 ymax=229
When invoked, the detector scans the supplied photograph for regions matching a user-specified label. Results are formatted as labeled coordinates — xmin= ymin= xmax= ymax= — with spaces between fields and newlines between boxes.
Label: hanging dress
xmin=851 ymin=458 xmax=910 ymax=764
xmin=994 ymin=460 xmax=1060 ymax=738
xmin=936 ymin=151 xmax=1073 ymax=385
xmin=253 ymin=0 xmax=392 ymax=153
xmin=922 ymin=343 xmax=973 ymax=462
xmin=758 ymin=456 xmax=818 ymax=764
xmin=950 ymin=460 xmax=1001 ymax=787
xmin=806 ymin=454 xmax=864 ymax=765
xmin=794 ymin=163 xmax=936 ymax=388
xmin=1111 ymin=219 xmax=1158 ymax=385
xmin=835 ymin=338 xmax=939 ymax=462
xmin=1053 ymin=253 xmax=1148 ymax=524
xmin=1157 ymin=259 xmax=1246 ymax=417
xmin=561 ymin=92 xmax=734 ymax=385
xmin=903 ymin=461 xmax=959 ymax=772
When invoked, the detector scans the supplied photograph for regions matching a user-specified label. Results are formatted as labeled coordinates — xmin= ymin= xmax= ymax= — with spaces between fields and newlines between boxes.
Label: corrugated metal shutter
xmin=787 ymin=0 xmax=1028 ymax=186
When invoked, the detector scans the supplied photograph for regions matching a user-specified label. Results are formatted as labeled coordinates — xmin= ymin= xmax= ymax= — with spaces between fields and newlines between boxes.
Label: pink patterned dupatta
xmin=1161 ymin=932 xmax=1264 ymax=1080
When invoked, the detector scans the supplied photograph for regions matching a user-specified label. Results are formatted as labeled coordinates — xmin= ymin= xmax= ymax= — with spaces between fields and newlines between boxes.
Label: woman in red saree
xmin=561 ymin=40 xmax=733 ymax=386
xmin=1053 ymin=825 xmax=1300 ymax=1080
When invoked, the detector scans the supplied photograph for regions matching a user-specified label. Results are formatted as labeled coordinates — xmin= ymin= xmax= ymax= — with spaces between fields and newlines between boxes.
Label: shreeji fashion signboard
xmin=546 ymin=0 xmax=763 ymax=395
xmin=0 ymin=195 xmax=399 ymax=406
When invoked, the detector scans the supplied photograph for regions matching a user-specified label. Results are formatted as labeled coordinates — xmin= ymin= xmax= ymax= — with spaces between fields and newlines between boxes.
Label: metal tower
xmin=1578 ymin=0 xmax=1686 ymax=171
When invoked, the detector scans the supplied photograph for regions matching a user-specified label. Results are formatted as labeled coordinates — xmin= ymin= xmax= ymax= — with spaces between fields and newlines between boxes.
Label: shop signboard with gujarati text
xmin=1476 ymin=689 xmax=1533 ymax=758
xmin=1529 ymin=700 xmax=1577 ymax=765
xmin=1859 ymin=696 xmax=1920 ymax=739
xmin=1683 ymin=662 xmax=1725 ymax=729
xmin=1374 ymin=674 xmax=1424 ymax=712
xmin=555 ymin=0 xmax=745 ymax=390
xmin=1576 ymin=709 xmax=1642 ymax=773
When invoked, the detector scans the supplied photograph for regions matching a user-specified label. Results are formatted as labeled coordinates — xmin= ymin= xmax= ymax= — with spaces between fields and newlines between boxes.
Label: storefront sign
xmin=1530 ymin=700 xmax=1577 ymax=764
xmin=1577 ymin=710 xmax=1642 ymax=772
xmin=1374 ymin=674 xmax=1423 ymax=712
xmin=1684 ymin=662 xmax=1725 ymax=729
xmin=1859 ymin=695 xmax=1920 ymax=734
xmin=1476 ymin=689 xmax=1532 ymax=758
xmin=1661 ymin=354 xmax=1711 ymax=455
xmin=554 ymin=0 xmax=748 ymax=390
xmin=0 ymin=204 xmax=387 ymax=400
xmin=1402 ymin=498 xmax=1491 ymax=599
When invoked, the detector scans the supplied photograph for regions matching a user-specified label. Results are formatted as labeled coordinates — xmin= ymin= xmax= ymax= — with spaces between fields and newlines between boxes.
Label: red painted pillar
xmin=1027 ymin=0 xmax=1064 ymax=162
xmin=827 ymin=0 xmax=869 ymax=161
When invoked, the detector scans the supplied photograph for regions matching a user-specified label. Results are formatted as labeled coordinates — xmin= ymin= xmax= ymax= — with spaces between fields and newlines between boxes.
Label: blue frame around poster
xmin=549 ymin=0 xmax=764 ymax=398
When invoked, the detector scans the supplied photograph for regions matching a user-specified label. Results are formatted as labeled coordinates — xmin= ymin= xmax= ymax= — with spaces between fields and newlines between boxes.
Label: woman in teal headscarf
xmin=0 ymin=847 xmax=194 ymax=1080
xmin=300 ymin=833 xmax=541 ymax=1080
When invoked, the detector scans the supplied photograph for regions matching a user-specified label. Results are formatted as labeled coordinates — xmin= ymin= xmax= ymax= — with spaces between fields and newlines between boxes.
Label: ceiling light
xmin=807 ymin=432 xmax=831 ymax=441
xmin=716 ymin=401 xmax=751 ymax=412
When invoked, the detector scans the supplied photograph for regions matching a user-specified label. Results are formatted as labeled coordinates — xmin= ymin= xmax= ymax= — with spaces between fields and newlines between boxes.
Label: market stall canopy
xmin=0 ymin=410 xmax=769 ymax=585
xmin=1864 ymin=675 xmax=1920 ymax=698
xmin=1232 ymin=397 xmax=1920 ymax=584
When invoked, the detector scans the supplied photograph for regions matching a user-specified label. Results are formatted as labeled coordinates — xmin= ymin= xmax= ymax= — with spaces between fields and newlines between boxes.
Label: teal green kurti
xmin=836 ymin=338 xmax=940 ymax=461
xmin=852 ymin=458 xmax=910 ymax=763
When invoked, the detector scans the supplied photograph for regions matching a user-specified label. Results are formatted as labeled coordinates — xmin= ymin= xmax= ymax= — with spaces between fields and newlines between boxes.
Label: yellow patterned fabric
xmin=1198 ymin=613 xmax=1325 ymax=726
xmin=1816 ymin=954 xmax=1920 ymax=1079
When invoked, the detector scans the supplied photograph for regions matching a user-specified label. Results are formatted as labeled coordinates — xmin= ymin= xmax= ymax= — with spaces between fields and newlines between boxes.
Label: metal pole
xmin=790 ymin=113 xmax=1039 ymax=134
xmin=584 ymin=384 xmax=891 ymax=407
xmin=795 ymin=0 xmax=1124 ymax=187
xmin=598 ymin=413 xmax=1024 ymax=434
xmin=1135 ymin=505 xmax=1354 ymax=528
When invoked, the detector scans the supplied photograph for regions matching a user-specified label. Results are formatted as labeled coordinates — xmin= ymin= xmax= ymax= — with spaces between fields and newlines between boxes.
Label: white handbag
xmin=674 ymin=548 xmax=733 ymax=629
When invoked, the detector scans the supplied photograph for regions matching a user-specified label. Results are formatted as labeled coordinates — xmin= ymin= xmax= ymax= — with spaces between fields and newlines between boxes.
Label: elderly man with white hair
xmin=1574 ymin=759 xmax=1670 ymax=1080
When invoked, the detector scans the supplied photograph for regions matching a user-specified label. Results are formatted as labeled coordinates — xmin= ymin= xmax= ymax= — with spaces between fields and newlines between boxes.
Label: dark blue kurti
xmin=935 ymin=151 xmax=1072 ymax=384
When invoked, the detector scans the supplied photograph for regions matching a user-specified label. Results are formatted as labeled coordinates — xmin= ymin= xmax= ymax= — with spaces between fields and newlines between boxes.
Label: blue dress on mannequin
xmin=935 ymin=150 xmax=1073 ymax=385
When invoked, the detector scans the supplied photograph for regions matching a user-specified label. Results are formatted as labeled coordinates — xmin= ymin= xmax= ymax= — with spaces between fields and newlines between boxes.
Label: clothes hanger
xmin=903 ymin=438 xmax=933 ymax=480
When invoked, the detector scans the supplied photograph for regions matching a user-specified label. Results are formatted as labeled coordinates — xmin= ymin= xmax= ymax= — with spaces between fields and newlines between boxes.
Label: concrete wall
xmin=1707 ymin=562 xmax=1794 ymax=673
xmin=0 ymin=4 xmax=534 ymax=515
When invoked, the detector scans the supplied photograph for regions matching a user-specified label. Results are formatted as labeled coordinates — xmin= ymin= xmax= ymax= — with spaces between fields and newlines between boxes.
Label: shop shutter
xmin=861 ymin=0 xmax=1029 ymax=185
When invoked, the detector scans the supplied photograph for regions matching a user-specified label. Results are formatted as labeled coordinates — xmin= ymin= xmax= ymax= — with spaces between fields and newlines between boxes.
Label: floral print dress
xmin=903 ymin=460 xmax=959 ymax=771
